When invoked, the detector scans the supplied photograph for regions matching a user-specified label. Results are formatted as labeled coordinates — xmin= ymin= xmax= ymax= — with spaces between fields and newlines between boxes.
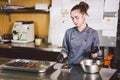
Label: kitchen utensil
xmin=80 ymin=59 xmax=102 ymax=73
xmin=92 ymin=58 xmax=97 ymax=65
xmin=90 ymin=43 xmax=99 ymax=65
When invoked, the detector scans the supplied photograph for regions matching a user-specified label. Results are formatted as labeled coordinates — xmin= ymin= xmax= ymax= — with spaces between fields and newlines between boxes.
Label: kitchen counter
xmin=0 ymin=42 xmax=119 ymax=80
xmin=0 ymin=62 xmax=117 ymax=80
xmin=0 ymin=42 xmax=61 ymax=61
xmin=0 ymin=42 xmax=62 ymax=52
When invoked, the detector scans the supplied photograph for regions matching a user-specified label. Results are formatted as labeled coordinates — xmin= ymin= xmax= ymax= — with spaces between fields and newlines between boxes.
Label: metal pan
xmin=1 ymin=59 xmax=56 ymax=73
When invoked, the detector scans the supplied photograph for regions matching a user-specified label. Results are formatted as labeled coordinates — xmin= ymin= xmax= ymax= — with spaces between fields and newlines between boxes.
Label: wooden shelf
xmin=0 ymin=8 xmax=49 ymax=14
xmin=0 ymin=7 xmax=50 ymax=21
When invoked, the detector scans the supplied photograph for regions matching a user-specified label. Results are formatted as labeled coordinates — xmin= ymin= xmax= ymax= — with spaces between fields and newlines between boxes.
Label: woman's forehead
xmin=71 ymin=10 xmax=83 ymax=17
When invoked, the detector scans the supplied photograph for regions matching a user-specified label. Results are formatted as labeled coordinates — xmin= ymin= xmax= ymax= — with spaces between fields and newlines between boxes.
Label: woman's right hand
xmin=57 ymin=53 xmax=67 ymax=63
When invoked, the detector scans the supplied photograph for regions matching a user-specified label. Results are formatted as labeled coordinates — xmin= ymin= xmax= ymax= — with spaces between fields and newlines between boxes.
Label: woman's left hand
xmin=91 ymin=53 xmax=97 ymax=58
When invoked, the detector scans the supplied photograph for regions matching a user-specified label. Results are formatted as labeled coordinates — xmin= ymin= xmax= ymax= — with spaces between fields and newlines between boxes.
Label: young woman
xmin=59 ymin=1 xmax=99 ymax=65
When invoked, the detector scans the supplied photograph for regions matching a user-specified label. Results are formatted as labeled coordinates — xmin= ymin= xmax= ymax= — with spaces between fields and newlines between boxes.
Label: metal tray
xmin=1 ymin=59 xmax=56 ymax=73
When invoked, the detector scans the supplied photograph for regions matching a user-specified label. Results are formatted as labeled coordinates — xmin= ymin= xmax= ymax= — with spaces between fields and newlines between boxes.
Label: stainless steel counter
xmin=52 ymin=63 xmax=117 ymax=80
xmin=0 ymin=42 xmax=62 ymax=52
xmin=0 ymin=43 xmax=118 ymax=80
xmin=0 ymin=62 xmax=117 ymax=80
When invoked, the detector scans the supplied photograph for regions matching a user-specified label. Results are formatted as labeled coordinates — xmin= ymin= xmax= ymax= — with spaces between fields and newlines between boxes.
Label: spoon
xmin=92 ymin=57 xmax=97 ymax=65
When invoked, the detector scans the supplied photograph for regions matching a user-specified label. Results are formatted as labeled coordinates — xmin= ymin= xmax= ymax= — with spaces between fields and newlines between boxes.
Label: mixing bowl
xmin=80 ymin=59 xmax=103 ymax=73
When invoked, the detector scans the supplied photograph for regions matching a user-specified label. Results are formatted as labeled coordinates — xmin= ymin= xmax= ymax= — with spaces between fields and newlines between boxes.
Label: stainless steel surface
xmin=52 ymin=63 xmax=116 ymax=80
xmin=80 ymin=59 xmax=102 ymax=73
xmin=100 ymin=68 xmax=117 ymax=80
xmin=1 ymin=59 xmax=56 ymax=73
xmin=0 ymin=62 xmax=117 ymax=80
xmin=40 ymin=47 xmax=61 ymax=52
xmin=82 ymin=73 xmax=102 ymax=80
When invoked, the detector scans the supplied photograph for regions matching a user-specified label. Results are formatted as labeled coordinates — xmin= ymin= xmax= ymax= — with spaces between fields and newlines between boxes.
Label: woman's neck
xmin=77 ymin=23 xmax=86 ymax=32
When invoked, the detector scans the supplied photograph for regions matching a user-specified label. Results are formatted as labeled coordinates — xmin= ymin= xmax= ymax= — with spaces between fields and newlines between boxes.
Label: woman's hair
xmin=71 ymin=1 xmax=89 ymax=15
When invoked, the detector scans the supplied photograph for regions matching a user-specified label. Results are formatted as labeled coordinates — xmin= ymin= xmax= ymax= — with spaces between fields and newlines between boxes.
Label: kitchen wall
xmin=0 ymin=0 xmax=50 ymax=37
xmin=48 ymin=0 xmax=119 ymax=47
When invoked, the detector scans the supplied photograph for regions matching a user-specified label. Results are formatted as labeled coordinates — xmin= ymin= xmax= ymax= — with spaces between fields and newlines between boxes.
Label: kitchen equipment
xmin=1 ymin=59 xmax=56 ymax=73
xmin=11 ymin=21 xmax=34 ymax=43
xmin=80 ymin=59 xmax=102 ymax=73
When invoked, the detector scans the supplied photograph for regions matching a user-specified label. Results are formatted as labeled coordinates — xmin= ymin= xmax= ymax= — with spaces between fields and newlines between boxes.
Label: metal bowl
xmin=82 ymin=73 xmax=102 ymax=80
xmin=80 ymin=59 xmax=102 ymax=73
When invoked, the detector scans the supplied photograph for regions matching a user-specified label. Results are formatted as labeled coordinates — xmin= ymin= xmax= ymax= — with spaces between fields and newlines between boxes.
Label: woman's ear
xmin=83 ymin=13 xmax=87 ymax=18
xmin=82 ymin=13 xmax=86 ymax=21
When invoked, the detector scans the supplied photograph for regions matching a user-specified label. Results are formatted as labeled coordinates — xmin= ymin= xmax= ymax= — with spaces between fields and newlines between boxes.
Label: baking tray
xmin=1 ymin=59 xmax=56 ymax=73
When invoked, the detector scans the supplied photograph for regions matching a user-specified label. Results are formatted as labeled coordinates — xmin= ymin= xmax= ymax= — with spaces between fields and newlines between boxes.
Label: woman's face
xmin=70 ymin=10 xmax=86 ymax=28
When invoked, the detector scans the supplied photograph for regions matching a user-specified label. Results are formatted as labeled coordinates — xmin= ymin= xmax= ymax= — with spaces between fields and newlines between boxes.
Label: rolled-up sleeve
xmin=61 ymin=30 xmax=69 ymax=56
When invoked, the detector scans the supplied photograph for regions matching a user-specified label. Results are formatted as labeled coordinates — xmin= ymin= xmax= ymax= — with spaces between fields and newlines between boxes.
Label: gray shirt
xmin=61 ymin=25 xmax=99 ymax=64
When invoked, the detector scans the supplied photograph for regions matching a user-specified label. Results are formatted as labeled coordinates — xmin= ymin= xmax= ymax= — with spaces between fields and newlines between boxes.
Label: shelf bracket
xmin=7 ymin=0 xmax=11 ymax=5
xmin=8 ymin=13 xmax=11 ymax=22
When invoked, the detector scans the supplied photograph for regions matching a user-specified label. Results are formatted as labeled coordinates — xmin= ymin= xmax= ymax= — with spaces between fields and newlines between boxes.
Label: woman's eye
xmin=75 ymin=16 xmax=79 ymax=19
xmin=71 ymin=18 xmax=74 ymax=20
xmin=71 ymin=16 xmax=79 ymax=21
